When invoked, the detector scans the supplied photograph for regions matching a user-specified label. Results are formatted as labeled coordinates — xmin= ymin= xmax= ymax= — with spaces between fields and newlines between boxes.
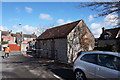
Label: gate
xmin=8 ymin=44 xmax=21 ymax=51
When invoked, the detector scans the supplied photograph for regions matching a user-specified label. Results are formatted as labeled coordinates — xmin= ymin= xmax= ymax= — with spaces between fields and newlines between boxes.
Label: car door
xmin=95 ymin=54 xmax=120 ymax=78
xmin=80 ymin=54 xmax=98 ymax=78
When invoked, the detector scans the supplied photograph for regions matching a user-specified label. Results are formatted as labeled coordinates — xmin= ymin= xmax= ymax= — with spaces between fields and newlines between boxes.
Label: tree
xmin=36 ymin=23 xmax=56 ymax=36
xmin=78 ymin=2 xmax=120 ymax=26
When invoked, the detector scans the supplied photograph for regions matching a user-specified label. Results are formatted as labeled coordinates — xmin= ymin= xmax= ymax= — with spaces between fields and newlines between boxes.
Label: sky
xmin=0 ymin=2 xmax=119 ymax=38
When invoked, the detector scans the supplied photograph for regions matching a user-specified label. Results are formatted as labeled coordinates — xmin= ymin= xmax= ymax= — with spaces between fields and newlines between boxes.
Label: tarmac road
xmin=0 ymin=51 xmax=74 ymax=80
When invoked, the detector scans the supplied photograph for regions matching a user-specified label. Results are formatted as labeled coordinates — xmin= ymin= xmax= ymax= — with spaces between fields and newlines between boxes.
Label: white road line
xmin=53 ymin=74 xmax=62 ymax=80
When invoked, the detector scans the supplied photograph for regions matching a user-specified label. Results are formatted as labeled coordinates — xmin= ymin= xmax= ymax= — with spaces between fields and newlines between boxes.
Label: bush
xmin=2 ymin=41 xmax=8 ymax=45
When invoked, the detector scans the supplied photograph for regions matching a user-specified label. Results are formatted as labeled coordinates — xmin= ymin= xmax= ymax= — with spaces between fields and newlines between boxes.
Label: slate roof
xmin=37 ymin=20 xmax=81 ymax=40
xmin=11 ymin=33 xmax=37 ymax=38
xmin=2 ymin=31 xmax=9 ymax=36
xmin=99 ymin=27 xmax=120 ymax=39
xmin=23 ymin=34 xmax=37 ymax=38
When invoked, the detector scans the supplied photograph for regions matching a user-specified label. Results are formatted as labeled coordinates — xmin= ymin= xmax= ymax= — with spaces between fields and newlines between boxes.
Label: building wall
xmin=21 ymin=43 xmax=29 ymax=53
xmin=36 ymin=39 xmax=52 ymax=58
xmin=36 ymin=38 xmax=67 ymax=63
xmin=2 ymin=34 xmax=15 ymax=44
xmin=54 ymin=39 xmax=67 ymax=63
xmin=67 ymin=20 xmax=95 ymax=63
xmin=98 ymin=40 xmax=120 ymax=47
xmin=24 ymin=37 xmax=35 ymax=42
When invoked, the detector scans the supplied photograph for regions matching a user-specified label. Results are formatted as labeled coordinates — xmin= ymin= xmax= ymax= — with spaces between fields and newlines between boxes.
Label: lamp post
xmin=19 ymin=23 xmax=23 ymax=53
xmin=0 ymin=30 xmax=1 ymax=51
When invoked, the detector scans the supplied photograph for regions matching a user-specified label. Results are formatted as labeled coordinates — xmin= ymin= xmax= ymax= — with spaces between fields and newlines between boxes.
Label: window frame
xmin=80 ymin=53 xmax=98 ymax=65
xmin=98 ymin=54 xmax=120 ymax=71
xmin=104 ymin=34 xmax=109 ymax=39
xmin=80 ymin=53 xmax=120 ymax=71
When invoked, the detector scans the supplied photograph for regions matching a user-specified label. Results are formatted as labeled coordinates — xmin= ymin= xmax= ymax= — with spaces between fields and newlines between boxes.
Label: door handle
xmin=97 ymin=68 xmax=101 ymax=71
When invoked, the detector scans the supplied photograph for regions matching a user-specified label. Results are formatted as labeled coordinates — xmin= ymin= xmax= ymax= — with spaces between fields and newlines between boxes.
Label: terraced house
xmin=36 ymin=20 xmax=95 ymax=63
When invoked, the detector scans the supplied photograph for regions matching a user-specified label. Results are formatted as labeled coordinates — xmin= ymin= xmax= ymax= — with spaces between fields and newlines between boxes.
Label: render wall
xmin=67 ymin=21 xmax=95 ymax=63
xmin=36 ymin=38 xmax=67 ymax=63
xmin=36 ymin=40 xmax=52 ymax=58
xmin=54 ymin=39 xmax=67 ymax=63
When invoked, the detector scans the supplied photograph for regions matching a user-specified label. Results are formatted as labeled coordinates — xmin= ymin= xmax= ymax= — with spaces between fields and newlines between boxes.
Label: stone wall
xmin=67 ymin=20 xmax=95 ymax=63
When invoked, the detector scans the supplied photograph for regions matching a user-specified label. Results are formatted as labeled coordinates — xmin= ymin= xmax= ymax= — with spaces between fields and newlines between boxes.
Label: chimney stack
xmin=102 ymin=27 xmax=105 ymax=33
xmin=21 ymin=31 xmax=23 ymax=34
xmin=33 ymin=32 xmax=35 ymax=35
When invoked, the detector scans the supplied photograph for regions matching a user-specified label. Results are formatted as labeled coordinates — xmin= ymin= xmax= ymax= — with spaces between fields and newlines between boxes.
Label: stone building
xmin=98 ymin=27 xmax=120 ymax=47
xmin=36 ymin=20 xmax=95 ymax=63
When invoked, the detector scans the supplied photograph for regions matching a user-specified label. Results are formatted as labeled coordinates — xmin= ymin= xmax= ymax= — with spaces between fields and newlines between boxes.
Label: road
xmin=0 ymin=51 xmax=74 ymax=80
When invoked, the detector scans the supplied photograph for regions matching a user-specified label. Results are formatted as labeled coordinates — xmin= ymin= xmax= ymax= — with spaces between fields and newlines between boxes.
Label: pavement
xmin=0 ymin=51 xmax=74 ymax=80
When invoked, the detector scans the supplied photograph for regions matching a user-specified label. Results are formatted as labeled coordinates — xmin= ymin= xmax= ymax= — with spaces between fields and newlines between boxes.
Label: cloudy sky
xmin=1 ymin=2 xmax=119 ymax=38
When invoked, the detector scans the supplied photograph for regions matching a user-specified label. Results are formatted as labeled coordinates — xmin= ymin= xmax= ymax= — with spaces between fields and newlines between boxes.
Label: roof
xmin=99 ymin=27 xmax=120 ymax=39
xmin=23 ymin=34 xmax=37 ymax=38
xmin=82 ymin=51 xmax=120 ymax=57
xmin=2 ymin=31 xmax=9 ymax=36
xmin=37 ymin=20 xmax=81 ymax=40
xmin=11 ymin=33 xmax=21 ymax=37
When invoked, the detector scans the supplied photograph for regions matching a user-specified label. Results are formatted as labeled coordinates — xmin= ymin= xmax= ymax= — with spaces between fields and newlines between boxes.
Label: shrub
xmin=2 ymin=41 xmax=8 ymax=45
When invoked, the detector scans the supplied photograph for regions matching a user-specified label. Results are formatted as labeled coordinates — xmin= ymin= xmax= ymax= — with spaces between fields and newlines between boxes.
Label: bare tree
xmin=78 ymin=2 xmax=120 ymax=26
xmin=36 ymin=23 xmax=56 ymax=36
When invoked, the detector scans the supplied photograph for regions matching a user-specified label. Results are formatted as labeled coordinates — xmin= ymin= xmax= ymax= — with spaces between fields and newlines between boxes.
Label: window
xmin=98 ymin=54 xmax=120 ymax=71
xmin=104 ymin=34 xmax=109 ymax=39
xmin=81 ymin=54 xmax=97 ymax=64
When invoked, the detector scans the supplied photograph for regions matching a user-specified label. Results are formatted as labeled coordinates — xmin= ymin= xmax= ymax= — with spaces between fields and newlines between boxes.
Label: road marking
xmin=53 ymin=74 xmax=62 ymax=80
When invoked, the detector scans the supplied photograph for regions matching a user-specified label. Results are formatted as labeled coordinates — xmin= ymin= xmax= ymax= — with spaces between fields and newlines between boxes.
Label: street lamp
xmin=0 ymin=30 xmax=1 ymax=51
xmin=19 ymin=23 xmax=23 ymax=53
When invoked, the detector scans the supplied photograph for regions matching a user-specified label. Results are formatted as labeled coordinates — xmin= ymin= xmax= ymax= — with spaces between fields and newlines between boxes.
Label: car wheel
xmin=75 ymin=70 xmax=86 ymax=80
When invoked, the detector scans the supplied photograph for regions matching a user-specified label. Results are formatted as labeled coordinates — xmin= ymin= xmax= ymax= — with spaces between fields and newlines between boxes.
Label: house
xmin=98 ymin=27 xmax=120 ymax=47
xmin=1 ymin=30 xmax=37 ymax=51
xmin=36 ymin=20 xmax=95 ymax=63
xmin=2 ymin=30 xmax=16 ymax=44
xmin=21 ymin=33 xmax=37 ymax=52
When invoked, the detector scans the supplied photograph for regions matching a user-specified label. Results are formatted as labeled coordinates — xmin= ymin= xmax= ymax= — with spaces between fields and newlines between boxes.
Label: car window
xmin=81 ymin=54 xmax=97 ymax=64
xmin=117 ymin=57 xmax=120 ymax=71
xmin=98 ymin=54 xmax=120 ymax=71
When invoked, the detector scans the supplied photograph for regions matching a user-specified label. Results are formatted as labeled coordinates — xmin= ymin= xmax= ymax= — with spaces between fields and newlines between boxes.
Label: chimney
xmin=21 ymin=31 xmax=23 ymax=35
xmin=102 ymin=27 xmax=106 ymax=33
xmin=10 ymin=30 xmax=12 ymax=33
xmin=33 ymin=32 xmax=35 ymax=35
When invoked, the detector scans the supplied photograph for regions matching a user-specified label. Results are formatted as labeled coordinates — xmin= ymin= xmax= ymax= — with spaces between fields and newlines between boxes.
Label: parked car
xmin=73 ymin=51 xmax=120 ymax=80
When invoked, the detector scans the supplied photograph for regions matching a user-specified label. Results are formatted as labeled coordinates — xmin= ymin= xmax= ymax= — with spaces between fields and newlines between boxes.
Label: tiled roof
xmin=37 ymin=20 xmax=81 ymax=40
xmin=2 ymin=31 xmax=9 ymax=36
xmin=99 ymin=27 xmax=120 ymax=39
